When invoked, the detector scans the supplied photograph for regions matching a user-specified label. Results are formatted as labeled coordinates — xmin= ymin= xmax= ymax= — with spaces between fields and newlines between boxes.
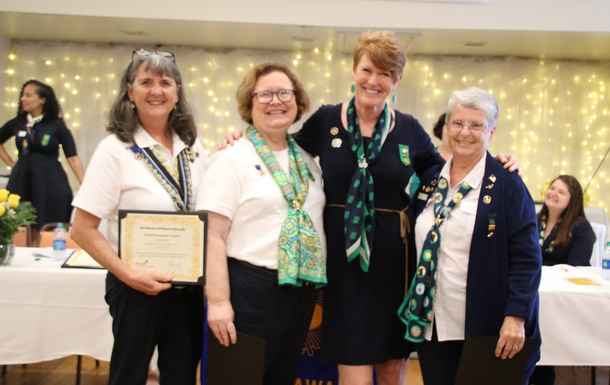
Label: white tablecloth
xmin=0 ymin=248 xmax=112 ymax=364
xmin=2 ymin=250 xmax=610 ymax=367
xmin=538 ymin=265 xmax=610 ymax=365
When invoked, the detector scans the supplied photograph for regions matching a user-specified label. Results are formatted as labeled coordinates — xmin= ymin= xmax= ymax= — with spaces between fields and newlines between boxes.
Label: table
xmin=0 ymin=248 xmax=112 ymax=365
xmin=2 ymin=250 xmax=610 ymax=369
xmin=538 ymin=266 xmax=610 ymax=366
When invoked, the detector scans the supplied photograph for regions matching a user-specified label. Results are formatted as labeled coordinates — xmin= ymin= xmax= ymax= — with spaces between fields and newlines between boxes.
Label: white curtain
xmin=3 ymin=41 xmax=610 ymax=210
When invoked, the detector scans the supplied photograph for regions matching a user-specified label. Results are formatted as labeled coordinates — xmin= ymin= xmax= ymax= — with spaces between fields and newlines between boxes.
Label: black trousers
xmin=417 ymin=326 xmax=464 ymax=385
xmin=529 ymin=365 xmax=556 ymax=385
xmin=105 ymin=272 xmax=204 ymax=385
xmin=228 ymin=258 xmax=318 ymax=385
xmin=418 ymin=325 xmax=531 ymax=385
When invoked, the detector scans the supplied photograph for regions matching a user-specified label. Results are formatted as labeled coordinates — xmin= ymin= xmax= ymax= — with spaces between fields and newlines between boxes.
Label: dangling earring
xmin=130 ymin=102 xmax=135 ymax=109
xmin=392 ymin=93 xmax=397 ymax=104
xmin=351 ymin=84 xmax=355 ymax=94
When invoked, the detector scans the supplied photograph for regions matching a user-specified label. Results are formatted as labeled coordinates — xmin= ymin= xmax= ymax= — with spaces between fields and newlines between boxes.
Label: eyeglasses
xmin=132 ymin=49 xmax=176 ymax=62
xmin=253 ymin=90 xmax=295 ymax=104
xmin=446 ymin=120 xmax=489 ymax=132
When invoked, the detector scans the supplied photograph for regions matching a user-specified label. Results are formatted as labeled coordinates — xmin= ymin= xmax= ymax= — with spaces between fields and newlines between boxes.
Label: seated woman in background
xmin=530 ymin=175 xmax=596 ymax=385
xmin=537 ymin=175 xmax=596 ymax=266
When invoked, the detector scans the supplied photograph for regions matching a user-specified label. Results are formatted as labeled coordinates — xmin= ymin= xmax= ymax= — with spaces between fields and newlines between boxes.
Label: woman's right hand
xmin=218 ymin=130 xmax=244 ymax=150
xmin=124 ymin=271 xmax=173 ymax=295
xmin=208 ymin=299 xmax=238 ymax=346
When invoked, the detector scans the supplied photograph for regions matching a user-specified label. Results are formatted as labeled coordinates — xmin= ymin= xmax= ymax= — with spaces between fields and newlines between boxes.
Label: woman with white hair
xmin=401 ymin=86 xmax=542 ymax=385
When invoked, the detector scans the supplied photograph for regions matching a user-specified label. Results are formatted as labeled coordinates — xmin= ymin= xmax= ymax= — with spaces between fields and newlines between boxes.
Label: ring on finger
xmin=513 ymin=345 xmax=519 ymax=350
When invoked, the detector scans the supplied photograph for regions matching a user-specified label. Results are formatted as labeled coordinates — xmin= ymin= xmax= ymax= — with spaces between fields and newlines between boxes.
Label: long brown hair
xmin=107 ymin=52 xmax=197 ymax=146
xmin=537 ymin=175 xmax=594 ymax=247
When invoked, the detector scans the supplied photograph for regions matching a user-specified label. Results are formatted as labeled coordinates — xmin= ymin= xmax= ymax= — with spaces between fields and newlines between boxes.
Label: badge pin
xmin=254 ymin=164 xmax=266 ymax=176
xmin=487 ymin=232 xmax=494 ymax=238
xmin=330 ymin=127 xmax=339 ymax=135
xmin=483 ymin=195 xmax=492 ymax=204
xmin=134 ymin=153 xmax=143 ymax=161
xmin=331 ymin=138 xmax=343 ymax=148
xmin=485 ymin=184 xmax=494 ymax=189
xmin=489 ymin=175 xmax=497 ymax=183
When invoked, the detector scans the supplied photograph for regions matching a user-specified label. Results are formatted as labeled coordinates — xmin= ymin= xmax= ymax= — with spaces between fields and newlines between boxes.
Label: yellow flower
xmin=7 ymin=194 xmax=20 ymax=208
xmin=0 ymin=190 xmax=8 ymax=202
xmin=0 ymin=204 xmax=5 ymax=216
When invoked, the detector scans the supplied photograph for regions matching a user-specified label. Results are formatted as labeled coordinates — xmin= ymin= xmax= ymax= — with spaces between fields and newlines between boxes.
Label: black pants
xmin=529 ymin=365 xmax=556 ymax=385
xmin=417 ymin=326 xmax=464 ymax=385
xmin=105 ymin=272 xmax=204 ymax=385
xmin=228 ymin=258 xmax=318 ymax=385
xmin=418 ymin=325 xmax=531 ymax=385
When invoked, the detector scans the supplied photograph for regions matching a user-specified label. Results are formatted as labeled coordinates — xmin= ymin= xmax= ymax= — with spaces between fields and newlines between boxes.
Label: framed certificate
xmin=118 ymin=210 xmax=207 ymax=285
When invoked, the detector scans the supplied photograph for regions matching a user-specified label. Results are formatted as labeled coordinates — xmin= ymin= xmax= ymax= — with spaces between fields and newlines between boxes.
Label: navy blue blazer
xmin=411 ymin=152 xmax=542 ymax=379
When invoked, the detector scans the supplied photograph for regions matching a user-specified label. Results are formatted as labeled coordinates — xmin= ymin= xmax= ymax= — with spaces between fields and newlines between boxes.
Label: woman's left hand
xmin=496 ymin=153 xmax=523 ymax=178
xmin=495 ymin=316 xmax=526 ymax=359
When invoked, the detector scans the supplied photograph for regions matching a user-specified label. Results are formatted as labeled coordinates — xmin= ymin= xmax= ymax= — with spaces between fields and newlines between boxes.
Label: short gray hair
xmin=446 ymin=87 xmax=499 ymax=128
xmin=107 ymin=53 xmax=197 ymax=146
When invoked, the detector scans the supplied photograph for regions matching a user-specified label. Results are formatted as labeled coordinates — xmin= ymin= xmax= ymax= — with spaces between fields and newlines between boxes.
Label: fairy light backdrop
xmin=3 ymin=41 xmax=610 ymax=211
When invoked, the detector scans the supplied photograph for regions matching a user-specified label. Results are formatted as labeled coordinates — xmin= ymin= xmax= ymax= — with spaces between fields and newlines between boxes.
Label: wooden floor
xmin=0 ymin=356 xmax=608 ymax=385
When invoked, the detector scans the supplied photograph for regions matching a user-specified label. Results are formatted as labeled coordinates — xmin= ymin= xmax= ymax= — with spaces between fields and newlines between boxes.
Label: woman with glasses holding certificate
xmin=401 ymin=87 xmax=541 ymax=385
xmin=72 ymin=49 xmax=207 ymax=385
xmin=198 ymin=61 xmax=326 ymax=385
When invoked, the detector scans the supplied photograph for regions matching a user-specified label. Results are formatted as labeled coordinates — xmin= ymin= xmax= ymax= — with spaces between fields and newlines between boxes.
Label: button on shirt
xmin=415 ymin=153 xmax=486 ymax=342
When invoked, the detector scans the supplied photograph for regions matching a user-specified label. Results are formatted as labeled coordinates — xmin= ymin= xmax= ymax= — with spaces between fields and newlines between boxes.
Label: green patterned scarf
xmin=246 ymin=125 xmax=327 ymax=287
xmin=344 ymin=97 xmax=392 ymax=272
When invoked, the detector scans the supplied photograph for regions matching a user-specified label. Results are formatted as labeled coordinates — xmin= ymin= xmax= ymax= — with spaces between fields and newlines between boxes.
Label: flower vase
xmin=0 ymin=242 xmax=15 ymax=266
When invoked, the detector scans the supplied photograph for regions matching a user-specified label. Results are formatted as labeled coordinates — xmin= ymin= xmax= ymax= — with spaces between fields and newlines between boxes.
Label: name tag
xmin=418 ymin=192 xmax=428 ymax=201
xmin=18 ymin=131 xmax=27 ymax=137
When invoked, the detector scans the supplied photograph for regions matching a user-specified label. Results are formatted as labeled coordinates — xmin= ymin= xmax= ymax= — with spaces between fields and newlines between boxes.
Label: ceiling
xmin=1 ymin=12 xmax=610 ymax=61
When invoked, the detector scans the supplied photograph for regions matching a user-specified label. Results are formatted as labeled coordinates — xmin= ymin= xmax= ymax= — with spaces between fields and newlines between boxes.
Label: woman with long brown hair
xmin=530 ymin=175 xmax=596 ymax=385
xmin=537 ymin=175 xmax=596 ymax=266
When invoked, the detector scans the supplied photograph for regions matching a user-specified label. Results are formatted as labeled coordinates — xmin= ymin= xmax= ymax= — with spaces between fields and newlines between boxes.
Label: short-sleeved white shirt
xmin=196 ymin=139 xmax=326 ymax=270
xmin=73 ymin=128 xmax=208 ymax=253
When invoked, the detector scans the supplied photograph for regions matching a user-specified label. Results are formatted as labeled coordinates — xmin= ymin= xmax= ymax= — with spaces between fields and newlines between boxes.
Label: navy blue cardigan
xmin=411 ymin=152 xmax=542 ymax=379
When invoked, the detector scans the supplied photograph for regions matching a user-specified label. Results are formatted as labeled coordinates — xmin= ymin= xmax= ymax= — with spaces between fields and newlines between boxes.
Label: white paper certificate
xmin=119 ymin=210 xmax=206 ymax=285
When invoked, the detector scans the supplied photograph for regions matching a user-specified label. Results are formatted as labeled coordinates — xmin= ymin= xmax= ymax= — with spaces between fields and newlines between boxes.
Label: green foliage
xmin=0 ymin=201 xmax=37 ymax=243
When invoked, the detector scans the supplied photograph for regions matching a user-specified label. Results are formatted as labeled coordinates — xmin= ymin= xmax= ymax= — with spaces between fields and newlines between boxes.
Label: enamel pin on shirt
xmin=254 ymin=164 xmax=266 ymax=176
xmin=332 ymin=138 xmax=343 ymax=148
xmin=330 ymin=127 xmax=339 ymax=135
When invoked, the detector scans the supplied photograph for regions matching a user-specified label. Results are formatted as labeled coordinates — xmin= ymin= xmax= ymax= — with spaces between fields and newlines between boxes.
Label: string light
xmin=4 ymin=45 xmax=610 ymax=209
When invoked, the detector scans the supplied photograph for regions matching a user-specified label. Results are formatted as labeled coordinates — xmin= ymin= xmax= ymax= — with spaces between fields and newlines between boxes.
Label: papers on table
xmin=62 ymin=250 xmax=105 ymax=269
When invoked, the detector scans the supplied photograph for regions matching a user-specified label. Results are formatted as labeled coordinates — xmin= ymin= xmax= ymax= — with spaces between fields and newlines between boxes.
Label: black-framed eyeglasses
xmin=253 ymin=90 xmax=295 ymax=104
xmin=132 ymin=49 xmax=176 ymax=62
xmin=446 ymin=119 xmax=489 ymax=132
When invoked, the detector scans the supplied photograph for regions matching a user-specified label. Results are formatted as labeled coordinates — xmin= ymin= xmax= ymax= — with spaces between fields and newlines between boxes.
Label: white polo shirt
xmin=73 ymin=128 xmax=208 ymax=253
xmin=196 ymin=138 xmax=326 ymax=270
xmin=415 ymin=153 xmax=486 ymax=342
